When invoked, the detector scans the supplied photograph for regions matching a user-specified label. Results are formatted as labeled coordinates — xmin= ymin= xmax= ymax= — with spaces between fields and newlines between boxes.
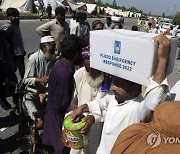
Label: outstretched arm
xmin=152 ymin=35 xmax=170 ymax=84
xmin=70 ymin=104 xmax=89 ymax=122
xmin=139 ymin=35 xmax=170 ymax=121
xmin=36 ymin=22 xmax=50 ymax=36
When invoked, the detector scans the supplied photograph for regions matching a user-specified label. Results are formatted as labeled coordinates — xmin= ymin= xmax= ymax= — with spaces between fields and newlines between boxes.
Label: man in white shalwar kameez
xmin=23 ymin=36 xmax=56 ymax=120
xmin=68 ymin=46 xmax=106 ymax=154
xmin=70 ymin=35 xmax=170 ymax=154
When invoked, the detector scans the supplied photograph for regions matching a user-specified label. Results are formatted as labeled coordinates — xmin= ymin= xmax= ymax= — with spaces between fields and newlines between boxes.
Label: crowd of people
xmin=137 ymin=17 xmax=180 ymax=35
xmin=38 ymin=2 xmax=52 ymax=21
xmin=0 ymin=6 xmax=180 ymax=154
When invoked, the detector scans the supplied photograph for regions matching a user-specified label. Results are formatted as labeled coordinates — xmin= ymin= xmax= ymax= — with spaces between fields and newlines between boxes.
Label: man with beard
xmin=65 ymin=46 xmax=106 ymax=154
xmin=22 ymin=36 xmax=56 ymax=126
xmin=36 ymin=6 xmax=70 ymax=57
xmin=1 ymin=8 xmax=26 ymax=79
xmin=70 ymin=35 xmax=170 ymax=154
xmin=42 ymin=35 xmax=84 ymax=154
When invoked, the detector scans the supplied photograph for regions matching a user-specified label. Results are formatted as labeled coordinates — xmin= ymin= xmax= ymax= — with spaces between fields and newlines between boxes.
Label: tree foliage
xmin=113 ymin=0 xmax=117 ymax=9
xmin=162 ymin=12 xmax=165 ymax=18
xmin=173 ymin=12 xmax=180 ymax=25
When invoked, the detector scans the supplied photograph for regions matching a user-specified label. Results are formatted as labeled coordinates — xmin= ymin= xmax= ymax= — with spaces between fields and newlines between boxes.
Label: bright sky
xmin=102 ymin=0 xmax=180 ymax=16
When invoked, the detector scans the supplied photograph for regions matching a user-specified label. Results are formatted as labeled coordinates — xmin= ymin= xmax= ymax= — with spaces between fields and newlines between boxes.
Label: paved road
xmin=1 ymin=18 xmax=137 ymax=57
xmin=0 ymin=18 xmax=179 ymax=154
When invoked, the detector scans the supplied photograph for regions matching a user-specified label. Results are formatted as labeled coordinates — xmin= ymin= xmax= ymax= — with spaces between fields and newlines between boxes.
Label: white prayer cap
xmin=41 ymin=36 xmax=55 ymax=43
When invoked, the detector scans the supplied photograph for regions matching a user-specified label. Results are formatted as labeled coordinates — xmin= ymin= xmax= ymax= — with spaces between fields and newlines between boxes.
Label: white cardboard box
xmin=90 ymin=29 xmax=178 ymax=86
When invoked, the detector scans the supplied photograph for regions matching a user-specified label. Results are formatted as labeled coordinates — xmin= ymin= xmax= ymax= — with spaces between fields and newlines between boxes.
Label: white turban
xmin=41 ymin=36 xmax=55 ymax=43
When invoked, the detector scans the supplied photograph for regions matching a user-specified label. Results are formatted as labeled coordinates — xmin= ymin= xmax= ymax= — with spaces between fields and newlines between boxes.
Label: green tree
xmin=104 ymin=3 xmax=110 ymax=8
xmin=173 ymin=12 xmax=180 ymax=25
xmin=122 ymin=6 xmax=126 ymax=11
xmin=162 ymin=12 xmax=165 ymax=18
xmin=129 ymin=6 xmax=141 ymax=13
xmin=112 ymin=0 xmax=117 ymax=9
xmin=96 ymin=0 xmax=102 ymax=6
xmin=139 ymin=10 xmax=143 ymax=13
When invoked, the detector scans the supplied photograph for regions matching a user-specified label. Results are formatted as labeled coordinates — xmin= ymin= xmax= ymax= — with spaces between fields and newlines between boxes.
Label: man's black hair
xmin=106 ymin=17 xmax=111 ymax=21
xmin=55 ymin=6 xmax=66 ymax=16
xmin=6 ymin=8 xmax=19 ymax=16
xmin=113 ymin=23 xmax=123 ymax=29
xmin=114 ymin=76 xmax=142 ymax=94
xmin=76 ymin=12 xmax=87 ymax=22
xmin=132 ymin=25 xmax=138 ymax=31
xmin=61 ymin=35 xmax=83 ymax=61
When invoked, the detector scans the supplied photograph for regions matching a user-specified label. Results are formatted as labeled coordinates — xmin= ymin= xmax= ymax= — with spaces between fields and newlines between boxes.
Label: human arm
xmin=1 ymin=23 xmax=12 ymax=41
xmin=71 ymin=94 xmax=111 ymax=124
xmin=62 ymin=129 xmax=69 ymax=147
xmin=35 ymin=76 xmax=48 ymax=84
xmin=68 ymin=93 xmax=110 ymax=135
xmin=145 ymin=35 xmax=170 ymax=104
xmin=23 ymin=56 xmax=48 ymax=86
xmin=36 ymin=22 xmax=51 ymax=36
xmin=139 ymin=35 xmax=170 ymax=121
xmin=39 ymin=93 xmax=47 ymax=103
xmin=23 ymin=57 xmax=36 ymax=85
xmin=152 ymin=35 xmax=170 ymax=84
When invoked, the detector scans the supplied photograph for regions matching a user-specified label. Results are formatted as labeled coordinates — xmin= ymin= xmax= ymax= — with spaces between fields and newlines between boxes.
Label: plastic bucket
xmin=63 ymin=115 xmax=88 ymax=149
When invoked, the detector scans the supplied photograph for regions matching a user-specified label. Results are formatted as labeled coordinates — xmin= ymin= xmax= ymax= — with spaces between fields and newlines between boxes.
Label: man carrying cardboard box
xmin=66 ymin=35 xmax=170 ymax=154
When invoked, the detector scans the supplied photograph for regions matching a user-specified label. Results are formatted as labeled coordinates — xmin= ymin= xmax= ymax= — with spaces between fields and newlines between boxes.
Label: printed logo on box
xmin=114 ymin=41 xmax=121 ymax=55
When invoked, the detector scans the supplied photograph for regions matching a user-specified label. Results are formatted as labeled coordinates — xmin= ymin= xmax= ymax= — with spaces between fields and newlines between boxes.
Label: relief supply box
xmin=90 ymin=29 xmax=178 ymax=86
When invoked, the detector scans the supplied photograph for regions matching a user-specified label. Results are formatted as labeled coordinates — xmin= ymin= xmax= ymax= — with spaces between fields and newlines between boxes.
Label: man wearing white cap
xmin=22 ymin=36 xmax=56 ymax=126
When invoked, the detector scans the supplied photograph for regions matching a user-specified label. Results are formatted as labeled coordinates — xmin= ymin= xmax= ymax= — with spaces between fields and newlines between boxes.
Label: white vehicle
xmin=111 ymin=15 xmax=124 ymax=24
xmin=159 ymin=23 xmax=173 ymax=34
xmin=160 ymin=19 xmax=170 ymax=24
